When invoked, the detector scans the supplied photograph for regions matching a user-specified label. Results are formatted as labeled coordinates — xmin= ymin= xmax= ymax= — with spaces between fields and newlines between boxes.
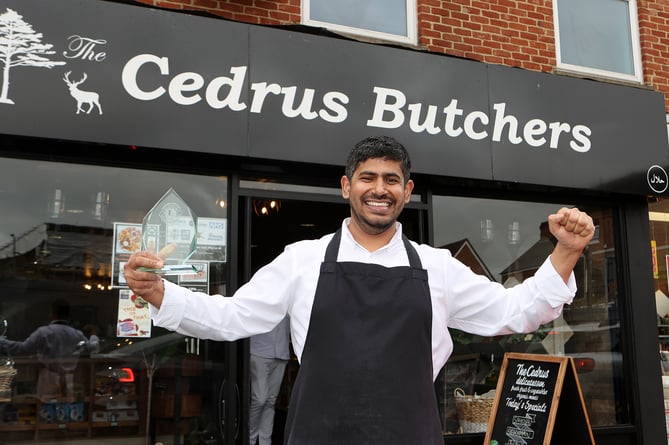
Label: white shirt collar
xmin=341 ymin=217 xmax=404 ymax=254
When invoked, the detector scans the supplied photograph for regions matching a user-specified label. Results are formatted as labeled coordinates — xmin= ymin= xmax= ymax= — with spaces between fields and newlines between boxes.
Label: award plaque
xmin=139 ymin=188 xmax=199 ymax=275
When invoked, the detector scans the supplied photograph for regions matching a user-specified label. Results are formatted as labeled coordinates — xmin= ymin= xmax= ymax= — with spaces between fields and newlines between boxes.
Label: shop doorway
xmin=239 ymin=192 xmax=425 ymax=444
xmin=244 ymin=197 xmax=348 ymax=445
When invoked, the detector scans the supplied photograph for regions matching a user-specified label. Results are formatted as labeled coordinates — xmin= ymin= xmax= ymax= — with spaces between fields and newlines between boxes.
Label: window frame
xmin=301 ymin=0 xmax=417 ymax=46
xmin=553 ymin=0 xmax=643 ymax=84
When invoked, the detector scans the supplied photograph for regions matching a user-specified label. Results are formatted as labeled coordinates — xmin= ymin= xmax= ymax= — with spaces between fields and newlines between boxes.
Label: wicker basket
xmin=454 ymin=388 xmax=494 ymax=433
xmin=0 ymin=364 xmax=17 ymax=402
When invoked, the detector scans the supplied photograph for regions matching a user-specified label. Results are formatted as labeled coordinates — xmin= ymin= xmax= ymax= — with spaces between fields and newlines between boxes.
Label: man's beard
xmin=352 ymin=208 xmax=399 ymax=235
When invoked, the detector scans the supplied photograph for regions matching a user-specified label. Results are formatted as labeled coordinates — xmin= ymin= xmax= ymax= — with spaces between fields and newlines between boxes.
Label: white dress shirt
xmin=152 ymin=218 xmax=575 ymax=379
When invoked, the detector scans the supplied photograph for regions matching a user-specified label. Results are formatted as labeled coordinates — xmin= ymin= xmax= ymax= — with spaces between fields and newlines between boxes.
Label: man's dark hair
xmin=345 ymin=136 xmax=411 ymax=183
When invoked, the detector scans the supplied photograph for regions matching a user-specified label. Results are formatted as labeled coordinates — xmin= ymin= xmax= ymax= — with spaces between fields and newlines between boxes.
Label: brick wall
xmin=135 ymin=0 xmax=669 ymax=112
xmin=136 ymin=0 xmax=300 ymax=24
xmin=638 ymin=1 xmax=669 ymax=110
xmin=417 ymin=0 xmax=556 ymax=73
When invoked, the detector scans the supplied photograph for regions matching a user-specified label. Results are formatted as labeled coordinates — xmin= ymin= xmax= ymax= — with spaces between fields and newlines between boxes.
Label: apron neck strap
xmin=402 ymin=235 xmax=423 ymax=269
xmin=324 ymin=229 xmax=342 ymax=262
xmin=324 ymin=228 xmax=423 ymax=270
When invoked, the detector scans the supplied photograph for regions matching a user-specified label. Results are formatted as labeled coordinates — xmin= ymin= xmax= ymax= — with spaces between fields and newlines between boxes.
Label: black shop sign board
xmin=1 ymin=0 xmax=669 ymax=195
xmin=484 ymin=353 xmax=595 ymax=445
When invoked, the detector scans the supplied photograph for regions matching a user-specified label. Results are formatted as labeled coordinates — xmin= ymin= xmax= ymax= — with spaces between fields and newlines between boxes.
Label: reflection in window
xmin=302 ymin=0 xmax=417 ymax=45
xmin=649 ymin=200 xmax=669 ymax=379
xmin=0 ymin=157 xmax=229 ymax=442
xmin=432 ymin=196 xmax=626 ymax=433
xmin=553 ymin=0 xmax=642 ymax=83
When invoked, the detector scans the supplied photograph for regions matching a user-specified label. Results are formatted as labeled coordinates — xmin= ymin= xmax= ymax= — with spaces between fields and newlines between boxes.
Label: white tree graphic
xmin=0 ymin=8 xmax=65 ymax=104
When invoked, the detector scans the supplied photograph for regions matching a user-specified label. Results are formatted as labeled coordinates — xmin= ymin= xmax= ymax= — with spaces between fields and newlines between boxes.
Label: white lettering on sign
xmin=121 ymin=54 xmax=592 ymax=153
xmin=64 ymin=35 xmax=107 ymax=62
xmin=122 ymin=54 xmax=168 ymax=101
xmin=121 ymin=54 xmax=349 ymax=122
xmin=366 ymin=87 xmax=592 ymax=153
xmin=515 ymin=363 xmax=550 ymax=378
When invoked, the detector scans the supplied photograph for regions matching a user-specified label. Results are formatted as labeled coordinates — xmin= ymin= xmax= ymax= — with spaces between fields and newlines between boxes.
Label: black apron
xmin=284 ymin=229 xmax=443 ymax=445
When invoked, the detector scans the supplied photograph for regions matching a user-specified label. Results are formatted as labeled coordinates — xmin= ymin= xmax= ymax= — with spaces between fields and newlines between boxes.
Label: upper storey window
xmin=554 ymin=0 xmax=643 ymax=83
xmin=302 ymin=0 xmax=417 ymax=45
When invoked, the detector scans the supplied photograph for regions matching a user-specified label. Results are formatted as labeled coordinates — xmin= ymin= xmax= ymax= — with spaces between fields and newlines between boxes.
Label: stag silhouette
xmin=63 ymin=71 xmax=102 ymax=115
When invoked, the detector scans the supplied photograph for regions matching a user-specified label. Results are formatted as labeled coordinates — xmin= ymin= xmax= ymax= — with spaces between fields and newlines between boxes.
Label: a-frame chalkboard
xmin=484 ymin=353 xmax=595 ymax=445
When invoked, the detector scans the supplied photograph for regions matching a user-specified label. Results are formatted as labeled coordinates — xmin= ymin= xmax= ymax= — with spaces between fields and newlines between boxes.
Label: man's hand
xmin=547 ymin=207 xmax=595 ymax=283
xmin=548 ymin=207 xmax=595 ymax=251
xmin=123 ymin=252 xmax=166 ymax=308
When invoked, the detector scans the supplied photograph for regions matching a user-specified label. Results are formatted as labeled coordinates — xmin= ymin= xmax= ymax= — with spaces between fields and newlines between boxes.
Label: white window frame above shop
xmin=302 ymin=0 xmax=417 ymax=45
xmin=553 ymin=0 xmax=643 ymax=84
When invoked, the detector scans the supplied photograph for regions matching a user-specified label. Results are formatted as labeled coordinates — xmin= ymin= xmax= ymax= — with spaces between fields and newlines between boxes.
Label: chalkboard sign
xmin=484 ymin=353 xmax=595 ymax=445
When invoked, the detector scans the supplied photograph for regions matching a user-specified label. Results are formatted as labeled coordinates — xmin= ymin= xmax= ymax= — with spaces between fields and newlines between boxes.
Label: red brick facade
xmin=137 ymin=0 xmax=300 ymax=24
xmin=639 ymin=1 xmax=669 ymax=108
xmin=134 ymin=0 xmax=669 ymax=112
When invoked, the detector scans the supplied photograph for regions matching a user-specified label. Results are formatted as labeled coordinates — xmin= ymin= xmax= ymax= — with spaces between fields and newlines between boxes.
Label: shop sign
xmin=0 ymin=0 xmax=667 ymax=195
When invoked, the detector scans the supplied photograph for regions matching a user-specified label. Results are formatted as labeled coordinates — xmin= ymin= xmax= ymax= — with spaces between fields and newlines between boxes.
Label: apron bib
xmin=284 ymin=229 xmax=443 ymax=444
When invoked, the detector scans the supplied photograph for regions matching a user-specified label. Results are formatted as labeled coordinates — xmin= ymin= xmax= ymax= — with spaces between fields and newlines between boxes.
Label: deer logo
xmin=63 ymin=71 xmax=102 ymax=115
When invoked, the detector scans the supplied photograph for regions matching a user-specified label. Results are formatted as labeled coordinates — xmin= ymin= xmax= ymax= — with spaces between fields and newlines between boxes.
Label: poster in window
xmin=111 ymin=222 xmax=150 ymax=288
xmin=179 ymin=261 xmax=210 ymax=294
xmin=193 ymin=217 xmax=227 ymax=262
xmin=652 ymin=240 xmax=658 ymax=278
xmin=665 ymin=253 xmax=669 ymax=289
xmin=117 ymin=289 xmax=151 ymax=338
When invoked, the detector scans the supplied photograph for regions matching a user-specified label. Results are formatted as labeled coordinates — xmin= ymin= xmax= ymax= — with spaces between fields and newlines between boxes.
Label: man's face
xmin=341 ymin=157 xmax=414 ymax=236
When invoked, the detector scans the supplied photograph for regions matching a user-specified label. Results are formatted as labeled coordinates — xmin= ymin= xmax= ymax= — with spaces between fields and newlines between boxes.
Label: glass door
xmin=237 ymin=189 xmax=425 ymax=444
xmin=239 ymin=195 xmax=348 ymax=445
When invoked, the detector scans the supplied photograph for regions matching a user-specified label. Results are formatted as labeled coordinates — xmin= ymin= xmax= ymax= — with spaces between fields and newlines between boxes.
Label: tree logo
xmin=0 ymin=8 xmax=66 ymax=104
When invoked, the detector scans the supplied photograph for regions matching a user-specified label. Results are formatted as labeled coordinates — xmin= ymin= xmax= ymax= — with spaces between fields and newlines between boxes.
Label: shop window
xmin=0 ymin=157 xmax=229 ymax=443
xmin=302 ymin=0 xmax=417 ymax=45
xmin=553 ymin=0 xmax=642 ymax=83
xmin=649 ymin=199 xmax=669 ymax=388
xmin=431 ymin=196 xmax=627 ymax=433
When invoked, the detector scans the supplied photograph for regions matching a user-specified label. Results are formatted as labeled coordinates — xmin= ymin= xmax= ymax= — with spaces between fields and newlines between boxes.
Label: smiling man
xmin=341 ymin=142 xmax=413 ymax=250
xmin=123 ymin=135 xmax=595 ymax=445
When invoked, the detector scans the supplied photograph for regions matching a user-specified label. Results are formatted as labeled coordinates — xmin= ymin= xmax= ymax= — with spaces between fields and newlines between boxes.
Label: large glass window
xmin=649 ymin=199 xmax=669 ymax=391
xmin=431 ymin=196 xmax=626 ymax=434
xmin=302 ymin=0 xmax=417 ymax=45
xmin=0 ymin=157 xmax=229 ymax=444
xmin=553 ymin=0 xmax=642 ymax=83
